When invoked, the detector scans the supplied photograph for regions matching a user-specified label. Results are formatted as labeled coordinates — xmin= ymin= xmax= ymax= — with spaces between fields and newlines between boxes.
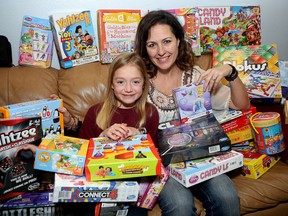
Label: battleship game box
xmin=0 ymin=116 xmax=42 ymax=201
xmin=158 ymin=113 xmax=231 ymax=166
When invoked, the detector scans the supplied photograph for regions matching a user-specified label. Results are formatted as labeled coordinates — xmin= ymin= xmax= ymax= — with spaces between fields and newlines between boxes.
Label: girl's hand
xmin=196 ymin=64 xmax=232 ymax=92
xmin=101 ymin=123 xmax=130 ymax=141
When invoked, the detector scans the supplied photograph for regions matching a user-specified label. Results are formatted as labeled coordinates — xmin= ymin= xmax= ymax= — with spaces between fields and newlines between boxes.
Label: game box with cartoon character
xmin=34 ymin=135 xmax=89 ymax=176
xmin=50 ymin=10 xmax=100 ymax=68
xmin=52 ymin=173 xmax=139 ymax=203
xmin=0 ymin=98 xmax=64 ymax=137
xmin=85 ymin=134 xmax=162 ymax=181
xmin=0 ymin=116 xmax=42 ymax=201
xmin=158 ymin=113 xmax=232 ymax=166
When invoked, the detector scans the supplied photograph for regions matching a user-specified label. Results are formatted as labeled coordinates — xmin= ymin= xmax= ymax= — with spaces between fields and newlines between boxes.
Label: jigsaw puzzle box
xmin=167 ymin=150 xmax=243 ymax=187
xmin=52 ymin=173 xmax=139 ymax=203
xmin=34 ymin=135 xmax=89 ymax=176
xmin=0 ymin=98 xmax=64 ymax=137
xmin=0 ymin=116 xmax=42 ymax=201
xmin=158 ymin=113 xmax=231 ymax=166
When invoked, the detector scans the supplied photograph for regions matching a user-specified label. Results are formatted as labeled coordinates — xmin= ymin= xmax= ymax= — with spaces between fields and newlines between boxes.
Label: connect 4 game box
xmin=0 ymin=116 xmax=42 ymax=201
xmin=50 ymin=10 xmax=99 ymax=68
xmin=212 ymin=44 xmax=282 ymax=101
xmin=0 ymin=98 xmax=64 ymax=137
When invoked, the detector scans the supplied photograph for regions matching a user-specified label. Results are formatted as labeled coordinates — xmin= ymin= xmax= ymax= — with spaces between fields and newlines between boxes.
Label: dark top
xmin=78 ymin=103 xmax=159 ymax=147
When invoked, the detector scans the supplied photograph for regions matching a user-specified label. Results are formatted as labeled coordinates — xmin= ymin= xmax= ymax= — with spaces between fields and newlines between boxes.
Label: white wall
xmin=0 ymin=0 xmax=286 ymax=69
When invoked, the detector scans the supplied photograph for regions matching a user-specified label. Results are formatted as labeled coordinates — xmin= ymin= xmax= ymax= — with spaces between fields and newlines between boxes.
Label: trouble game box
xmin=52 ymin=173 xmax=139 ymax=203
xmin=0 ymin=116 xmax=42 ymax=201
xmin=85 ymin=134 xmax=161 ymax=181
xmin=167 ymin=150 xmax=243 ymax=187
xmin=0 ymin=98 xmax=64 ymax=137
xmin=34 ymin=135 xmax=89 ymax=176
xmin=158 ymin=113 xmax=232 ymax=166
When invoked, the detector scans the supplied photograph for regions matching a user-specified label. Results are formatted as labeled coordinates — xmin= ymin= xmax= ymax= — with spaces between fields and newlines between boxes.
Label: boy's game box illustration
xmin=50 ymin=10 xmax=99 ymax=68
xmin=98 ymin=9 xmax=142 ymax=64
xmin=34 ymin=135 xmax=89 ymax=176
xmin=197 ymin=6 xmax=261 ymax=53
xmin=0 ymin=98 xmax=64 ymax=137
xmin=52 ymin=173 xmax=139 ymax=203
xmin=18 ymin=15 xmax=53 ymax=68
xmin=0 ymin=116 xmax=42 ymax=201
xmin=167 ymin=150 xmax=243 ymax=187
xmin=212 ymin=44 xmax=282 ymax=101
xmin=85 ymin=134 xmax=161 ymax=181
xmin=158 ymin=113 xmax=232 ymax=166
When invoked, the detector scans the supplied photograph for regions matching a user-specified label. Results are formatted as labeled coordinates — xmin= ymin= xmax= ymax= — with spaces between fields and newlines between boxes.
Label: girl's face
xmin=112 ymin=64 xmax=144 ymax=108
xmin=146 ymin=24 xmax=179 ymax=72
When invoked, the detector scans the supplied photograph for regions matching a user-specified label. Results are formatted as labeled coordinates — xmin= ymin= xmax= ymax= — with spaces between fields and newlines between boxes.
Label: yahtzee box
xmin=85 ymin=134 xmax=161 ymax=181
xmin=52 ymin=173 xmax=139 ymax=203
xmin=167 ymin=150 xmax=243 ymax=187
xmin=50 ymin=10 xmax=100 ymax=68
xmin=0 ymin=116 xmax=42 ymax=201
xmin=34 ymin=135 xmax=89 ymax=175
xmin=158 ymin=113 xmax=232 ymax=166
xmin=0 ymin=98 xmax=64 ymax=137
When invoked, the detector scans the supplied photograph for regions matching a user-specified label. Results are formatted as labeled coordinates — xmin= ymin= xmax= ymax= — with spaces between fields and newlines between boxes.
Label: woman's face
xmin=146 ymin=24 xmax=179 ymax=72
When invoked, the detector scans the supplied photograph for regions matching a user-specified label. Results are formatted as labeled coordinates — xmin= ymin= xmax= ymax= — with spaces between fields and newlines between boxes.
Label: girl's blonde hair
xmin=96 ymin=52 xmax=150 ymax=130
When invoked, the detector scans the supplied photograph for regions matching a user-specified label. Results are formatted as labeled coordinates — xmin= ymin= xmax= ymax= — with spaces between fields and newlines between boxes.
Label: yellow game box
xmin=226 ymin=124 xmax=254 ymax=144
xmin=34 ymin=135 xmax=89 ymax=176
xmin=85 ymin=134 xmax=162 ymax=181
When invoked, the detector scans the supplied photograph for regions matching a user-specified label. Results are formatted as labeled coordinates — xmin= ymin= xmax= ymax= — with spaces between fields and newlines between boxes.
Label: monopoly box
xmin=85 ymin=134 xmax=161 ymax=181
xmin=136 ymin=163 xmax=169 ymax=209
xmin=0 ymin=116 xmax=42 ymax=201
xmin=52 ymin=173 xmax=139 ymax=203
xmin=158 ymin=113 xmax=232 ymax=166
xmin=34 ymin=135 xmax=89 ymax=175
xmin=237 ymin=147 xmax=280 ymax=179
xmin=0 ymin=98 xmax=64 ymax=137
xmin=167 ymin=150 xmax=243 ymax=187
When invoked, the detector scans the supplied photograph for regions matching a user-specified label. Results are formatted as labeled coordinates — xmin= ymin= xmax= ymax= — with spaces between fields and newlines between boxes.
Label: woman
xmin=135 ymin=10 xmax=250 ymax=216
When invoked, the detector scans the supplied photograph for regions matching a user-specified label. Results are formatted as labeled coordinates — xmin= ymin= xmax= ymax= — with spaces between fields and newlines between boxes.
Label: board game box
xmin=212 ymin=44 xmax=282 ymax=101
xmin=197 ymin=6 xmax=261 ymax=53
xmin=172 ymin=81 xmax=212 ymax=123
xmin=97 ymin=9 xmax=142 ymax=64
xmin=34 ymin=135 xmax=89 ymax=176
xmin=0 ymin=116 xmax=42 ymax=201
xmin=167 ymin=150 xmax=243 ymax=187
xmin=158 ymin=113 xmax=232 ymax=166
xmin=18 ymin=15 xmax=53 ymax=68
xmin=166 ymin=8 xmax=201 ymax=56
xmin=50 ymin=10 xmax=99 ymax=68
xmin=52 ymin=173 xmax=139 ymax=203
xmin=85 ymin=134 xmax=161 ymax=181
xmin=0 ymin=98 xmax=64 ymax=137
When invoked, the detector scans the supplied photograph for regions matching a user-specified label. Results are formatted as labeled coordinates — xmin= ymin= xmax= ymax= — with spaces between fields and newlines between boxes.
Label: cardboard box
xmin=284 ymin=100 xmax=288 ymax=124
xmin=226 ymin=124 xmax=254 ymax=144
xmin=0 ymin=116 xmax=43 ymax=201
xmin=52 ymin=173 xmax=139 ymax=203
xmin=238 ymin=147 xmax=280 ymax=179
xmin=221 ymin=105 xmax=257 ymax=132
xmin=158 ymin=113 xmax=231 ymax=166
xmin=136 ymin=164 xmax=169 ymax=209
xmin=0 ymin=98 xmax=64 ymax=137
xmin=167 ymin=150 xmax=243 ymax=188
xmin=34 ymin=135 xmax=89 ymax=175
xmin=95 ymin=203 xmax=130 ymax=216
xmin=85 ymin=134 xmax=161 ymax=181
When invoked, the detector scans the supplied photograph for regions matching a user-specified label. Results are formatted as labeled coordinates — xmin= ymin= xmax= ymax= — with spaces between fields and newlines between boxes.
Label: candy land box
xmin=52 ymin=173 xmax=139 ymax=203
xmin=158 ymin=113 xmax=232 ymax=166
xmin=85 ymin=134 xmax=162 ymax=181
xmin=50 ymin=10 xmax=100 ymax=68
xmin=0 ymin=98 xmax=64 ymax=137
xmin=136 ymin=163 xmax=169 ymax=209
xmin=0 ymin=116 xmax=42 ymax=201
xmin=167 ymin=150 xmax=243 ymax=187
xmin=34 ymin=135 xmax=89 ymax=176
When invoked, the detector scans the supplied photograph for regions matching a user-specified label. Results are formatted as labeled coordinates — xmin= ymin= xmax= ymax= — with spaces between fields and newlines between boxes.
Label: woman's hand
xmin=196 ymin=64 xmax=232 ymax=92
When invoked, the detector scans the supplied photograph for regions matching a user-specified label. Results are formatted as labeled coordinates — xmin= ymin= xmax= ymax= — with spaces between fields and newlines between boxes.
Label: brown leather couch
xmin=1 ymin=54 xmax=288 ymax=216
